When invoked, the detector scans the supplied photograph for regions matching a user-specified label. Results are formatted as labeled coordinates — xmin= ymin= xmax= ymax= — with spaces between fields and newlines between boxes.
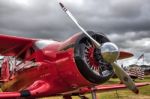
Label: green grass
xmin=96 ymin=76 xmax=150 ymax=99
xmin=42 ymin=76 xmax=150 ymax=99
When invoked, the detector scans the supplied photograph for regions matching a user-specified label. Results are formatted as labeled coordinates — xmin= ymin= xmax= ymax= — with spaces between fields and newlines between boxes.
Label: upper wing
xmin=118 ymin=51 xmax=134 ymax=60
xmin=0 ymin=34 xmax=37 ymax=58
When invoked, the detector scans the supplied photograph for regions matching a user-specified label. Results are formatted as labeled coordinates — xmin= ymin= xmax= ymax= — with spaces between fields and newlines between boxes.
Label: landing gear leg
xmin=91 ymin=90 xmax=97 ymax=99
xmin=63 ymin=95 xmax=72 ymax=99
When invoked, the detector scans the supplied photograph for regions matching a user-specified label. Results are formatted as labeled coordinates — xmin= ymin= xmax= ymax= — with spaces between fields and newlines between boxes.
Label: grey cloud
xmin=108 ymin=31 xmax=150 ymax=53
xmin=0 ymin=0 xmax=150 ymax=38
xmin=109 ymin=0 xmax=142 ymax=18
xmin=108 ymin=31 xmax=150 ymax=42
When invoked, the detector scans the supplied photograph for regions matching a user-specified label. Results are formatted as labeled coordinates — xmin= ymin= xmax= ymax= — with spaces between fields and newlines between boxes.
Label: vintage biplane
xmin=0 ymin=2 xmax=149 ymax=99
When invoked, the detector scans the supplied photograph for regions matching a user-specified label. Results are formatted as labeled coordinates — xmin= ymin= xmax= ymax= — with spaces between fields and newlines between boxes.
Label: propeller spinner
xmin=59 ymin=2 xmax=139 ymax=94
xmin=101 ymin=42 xmax=119 ymax=63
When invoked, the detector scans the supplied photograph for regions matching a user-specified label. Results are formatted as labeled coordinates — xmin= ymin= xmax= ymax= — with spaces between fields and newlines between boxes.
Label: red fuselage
xmin=2 ymin=32 xmax=113 ymax=97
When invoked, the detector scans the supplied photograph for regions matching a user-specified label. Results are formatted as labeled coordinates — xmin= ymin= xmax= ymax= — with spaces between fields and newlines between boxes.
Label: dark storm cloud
xmin=108 ymin=31 xmax=150 ymax=43
xmin=0 ymin=0 xmax=150 ymax=38
xmin=67 ymin=0 xmax=150 ymax=33
xmin=0 ymin=0 xmax=149 ymax=64
xmin=0 ymin=0 xmax=74 ymax=39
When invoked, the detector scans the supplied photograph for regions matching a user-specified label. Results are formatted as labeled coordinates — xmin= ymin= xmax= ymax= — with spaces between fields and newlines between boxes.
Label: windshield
xmin=34 ymin=39 xmax=55 ymax=49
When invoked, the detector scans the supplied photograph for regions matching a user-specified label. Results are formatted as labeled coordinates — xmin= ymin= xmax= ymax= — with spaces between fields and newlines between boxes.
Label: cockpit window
xmin=34 ymin=40 xmax=55 ymax=49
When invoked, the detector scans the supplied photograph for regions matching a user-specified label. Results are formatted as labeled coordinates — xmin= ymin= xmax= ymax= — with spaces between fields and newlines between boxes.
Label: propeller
xmin=59 ymin=2 xmax=100 ymax=48
xmin=59 ymin=2 xmax=139 ymax=94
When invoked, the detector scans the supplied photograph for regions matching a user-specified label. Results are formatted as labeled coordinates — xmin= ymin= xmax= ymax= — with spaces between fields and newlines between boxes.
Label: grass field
xmin=44 ymin=76 xmax=150 ymax=99
xmin=90 ymin=76 xmax=150 ymax=99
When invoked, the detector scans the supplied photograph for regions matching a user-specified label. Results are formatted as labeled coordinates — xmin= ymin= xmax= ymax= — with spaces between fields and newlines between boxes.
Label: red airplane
xmin=0 ymin=2 xmax=149 ymax=99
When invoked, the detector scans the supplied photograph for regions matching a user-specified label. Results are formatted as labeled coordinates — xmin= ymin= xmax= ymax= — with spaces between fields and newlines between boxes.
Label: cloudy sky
xmin=0 ymin=0 xmax=150 ymax=66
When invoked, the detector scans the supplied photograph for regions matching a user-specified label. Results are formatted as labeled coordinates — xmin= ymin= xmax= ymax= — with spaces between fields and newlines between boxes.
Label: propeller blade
xmin=59 ymin=2 xmax=101 ymax=48
xmin=111 ymin=62 xmax=139 ymax=94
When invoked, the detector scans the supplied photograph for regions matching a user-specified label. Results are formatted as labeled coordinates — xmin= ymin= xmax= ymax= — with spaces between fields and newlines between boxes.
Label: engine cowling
xmin=74 ymin=31 xmax=114 ymax=84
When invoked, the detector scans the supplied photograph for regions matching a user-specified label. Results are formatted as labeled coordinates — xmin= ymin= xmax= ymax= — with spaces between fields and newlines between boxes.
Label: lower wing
xmin=0 ymin=80 xmax=50 ymax=98
xmin=0 ymin=82 xmax=149 ymax=98
xmin=79 ymin=82 xmax=149 ymax=94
